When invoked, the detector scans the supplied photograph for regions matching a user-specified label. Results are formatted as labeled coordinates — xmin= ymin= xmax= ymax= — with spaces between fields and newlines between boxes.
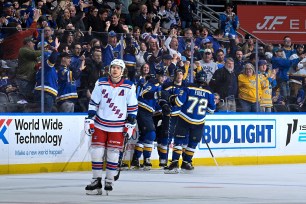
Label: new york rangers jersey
xmin=174 ymin=84 xmax=215 ymax=125
xmin=88 ymin=77 xmax=138 ymax=132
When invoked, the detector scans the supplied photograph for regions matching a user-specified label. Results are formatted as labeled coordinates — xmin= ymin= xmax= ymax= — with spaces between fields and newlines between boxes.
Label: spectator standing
xmin=34 ymin=50 xmax=59 ymax=113
xmin=56 ymin=52 xmax=85 ymax=112
xmin=81 ymin=50 xmax=104 ymax=101
xmin=164 ymin=31 xmax=181 ymax=58
xmin=143 ymin=37 xmax=164 ymax=76
xmin=68 ymin=3 xmax=85 ymax=31
xmin=258 ymin=60 xmax=276 ymax=112
xmin=83 ymin=6 xmax=98 ymax=30
xmin=159 ymin=1 xmax=177 ymax=34
xmin=271 ymin=47 xmax=294 ymax=99
xmin=241 ymin=34 xmax=255 ymax=60
xmin=135 ymin=63 xmax=150 ymax=97
xmin=219 ymin=3 xmax=239 ymax=39
xmin=16 ymin=37 xmax=42 ymax=101
xmin=177 ymin=28 xmax=193 ymax=54
xmin=238 ymin=63 xmax=263 ymax=112
xmin=1 ymin=9 xmax=39 ymax=73
xmin=108 ymin=13 xmax=127 ymax=34
xmin=215 ymin=49 xmax=225 ymax=69
xmin=70 ymin=43 xmax=86 ymax=89
xmin=135 ymin=4 xmax=149 ymax=30
xmin=282 ymin=36 xmax=296 ymax=59
xmin=209 ymin=57 xmax=238 ymax=112
xmin=233 ymin=49 xmax=244 ymax=75
xmin=129 ymin=0 xmax=142 ymax=26
xmin=179 ymin=0 xmax=196 ymax=29
xmin=102 ymin=30 xmax=123 ymax=67
xmin=197 ymin=48 xmax=218 ymax=84
xmin=135 ymin=41 xmax=148 ymax=73
xmin=91 ymin=8 xmax=108 ymax=41
xmin=0 ymin=60 xmax=18 ymax=94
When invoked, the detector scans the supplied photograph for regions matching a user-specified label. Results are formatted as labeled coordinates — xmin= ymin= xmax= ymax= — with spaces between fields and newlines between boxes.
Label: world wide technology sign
xmin=237 ymin=5 xmax=306 ymax=43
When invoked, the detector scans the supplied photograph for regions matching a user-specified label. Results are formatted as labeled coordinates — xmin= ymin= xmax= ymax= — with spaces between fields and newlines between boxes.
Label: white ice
xmin=0 ymin=164 xmax=305 ymax=204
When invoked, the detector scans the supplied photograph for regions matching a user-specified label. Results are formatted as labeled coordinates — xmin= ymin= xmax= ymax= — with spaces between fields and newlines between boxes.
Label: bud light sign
xmin=199 ymin=119 xmax=276 ymax=149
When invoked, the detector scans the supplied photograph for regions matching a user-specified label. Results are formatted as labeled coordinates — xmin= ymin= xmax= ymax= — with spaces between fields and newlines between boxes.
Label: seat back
xmin=287 ymin=104 xmax=300 ymax=112
xmin=7 ymin=92 xmax=27 ymax=103
xmin=273 ymin=104 xmax=289 ymax=112
xmin=0 ymin=92 xmax=9 ymax=104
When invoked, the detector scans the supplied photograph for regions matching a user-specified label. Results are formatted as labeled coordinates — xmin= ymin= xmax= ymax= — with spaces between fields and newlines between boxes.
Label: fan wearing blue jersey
xmin=165 ymin=70 xmax=216 ymax=174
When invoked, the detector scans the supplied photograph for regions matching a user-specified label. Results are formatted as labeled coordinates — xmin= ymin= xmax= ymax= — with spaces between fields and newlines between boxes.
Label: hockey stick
xmin=202 ymin=137 xmax=219 ymax=166
xmin=62 ymin=130 xmax=89 ymax=172
xmin=114 ymin=136 xmax=129 ymax=181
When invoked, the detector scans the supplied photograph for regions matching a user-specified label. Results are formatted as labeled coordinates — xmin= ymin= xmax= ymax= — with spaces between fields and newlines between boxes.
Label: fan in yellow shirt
xmin=238 ymin=63 xmax=263 ymax=112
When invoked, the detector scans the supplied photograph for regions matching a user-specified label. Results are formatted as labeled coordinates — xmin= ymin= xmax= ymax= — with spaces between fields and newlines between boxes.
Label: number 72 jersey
xmin=174 ymin=85 xmax=216 ymax=125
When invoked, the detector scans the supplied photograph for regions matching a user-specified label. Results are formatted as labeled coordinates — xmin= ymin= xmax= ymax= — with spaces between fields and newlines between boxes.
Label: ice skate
xmin=143 ymin=158 xmax=152 ymax=171
xmin=130 ymin=157 xmax=140 ymax=170
xmin=85 ymin=177 xmax=102 ymax=195
xmin=164 ymin=160 xmax=179 ymax=174
xmin=104 ymin=181 xmax=113 ymax=196
xmin=159 ymin=159 xmax=167 ymax=169
xmin=180 ymin=161 xmax=194 ymax=173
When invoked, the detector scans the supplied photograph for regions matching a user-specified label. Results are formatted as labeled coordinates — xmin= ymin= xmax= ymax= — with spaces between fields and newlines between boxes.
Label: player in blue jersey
xmin=165 ymin=70 xmax=216 ymax=173
xmin=157 ymin=69 xmax=186 ymax=168
xmin=130 ymin=67 xmax=170 ymax=170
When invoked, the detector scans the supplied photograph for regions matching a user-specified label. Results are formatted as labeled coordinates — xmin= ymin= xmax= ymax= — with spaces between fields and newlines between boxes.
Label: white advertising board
xmin=0 ymin=113 xmax=306 ymax=173
xmin=0 ymin=115 xmax=91 ymax=165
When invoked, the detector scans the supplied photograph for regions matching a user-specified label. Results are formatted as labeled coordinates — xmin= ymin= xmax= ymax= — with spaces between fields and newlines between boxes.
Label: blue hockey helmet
xmin=195 ymin=70 xmax=208 ymax=84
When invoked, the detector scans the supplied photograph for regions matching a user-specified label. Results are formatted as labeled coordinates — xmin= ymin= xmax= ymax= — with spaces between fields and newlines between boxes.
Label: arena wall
xmin=1 ymin=113 xmax=306 ymax=174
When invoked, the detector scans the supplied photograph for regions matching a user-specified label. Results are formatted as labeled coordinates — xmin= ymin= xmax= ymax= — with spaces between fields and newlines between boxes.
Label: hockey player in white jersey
xmin=84 ymin=59 xmax=138 ymax=195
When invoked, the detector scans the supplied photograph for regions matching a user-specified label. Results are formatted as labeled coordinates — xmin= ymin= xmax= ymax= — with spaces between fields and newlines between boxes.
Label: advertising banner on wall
xmin=0 ymin=115 xmax=91 ymax=165
xmin=237 ymin=5 xmax=306 ymax=43
xmin=1 ymin=114 xmax=306 ymax=173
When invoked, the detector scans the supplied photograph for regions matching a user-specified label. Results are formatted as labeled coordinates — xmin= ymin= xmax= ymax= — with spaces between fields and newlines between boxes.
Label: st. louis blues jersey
xmin=35 ymin=51 xmax=58 ymax=97
xmin=174 ymin=84 xmax=215 ymax=125
xmin=162 ymin=81 xmax=186 ymax=116
xmin=138 ymin=78 xmax=162 ymax=113
xmin=88 ymin=77 xmax=138 ymax=132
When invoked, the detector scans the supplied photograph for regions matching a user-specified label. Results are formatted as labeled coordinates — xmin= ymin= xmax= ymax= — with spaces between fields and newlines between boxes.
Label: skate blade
xmin=164 ymin=169 xmax=179 ymax=174
xmin=143 ymin=166 xmax=151 ymax=171
xmin=129 ymin=166 xmax=141 ymax=170
xmin=86 ymin=189 xmax=102 ymax=195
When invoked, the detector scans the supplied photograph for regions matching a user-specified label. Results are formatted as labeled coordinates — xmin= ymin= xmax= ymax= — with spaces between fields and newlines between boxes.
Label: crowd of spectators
xmin=0 ymin=0 xmax=306 ymax=113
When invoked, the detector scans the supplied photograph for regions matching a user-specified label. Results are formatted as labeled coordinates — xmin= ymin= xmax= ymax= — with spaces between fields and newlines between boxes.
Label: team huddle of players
xmin=83 ymin=59 xmax=216 ymax=195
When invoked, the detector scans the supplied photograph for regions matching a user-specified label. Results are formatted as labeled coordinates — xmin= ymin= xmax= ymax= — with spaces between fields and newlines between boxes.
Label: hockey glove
xmin=123 ymin=123 xmax=136 ymax=139
xmin=155 ymin=90 xmax=171 ymax=101
xmin=169 ymin=94 xmax=177 ymax=106
xmin=161 ymin=103 xmax=171 ymax=115
xmin=84 ymin=117 xmax=95 ymax=136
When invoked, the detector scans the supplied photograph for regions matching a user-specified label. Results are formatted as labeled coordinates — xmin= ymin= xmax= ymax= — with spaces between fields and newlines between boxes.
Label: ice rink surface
xmin=1 ymin=164 xmax=306 ymax=204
